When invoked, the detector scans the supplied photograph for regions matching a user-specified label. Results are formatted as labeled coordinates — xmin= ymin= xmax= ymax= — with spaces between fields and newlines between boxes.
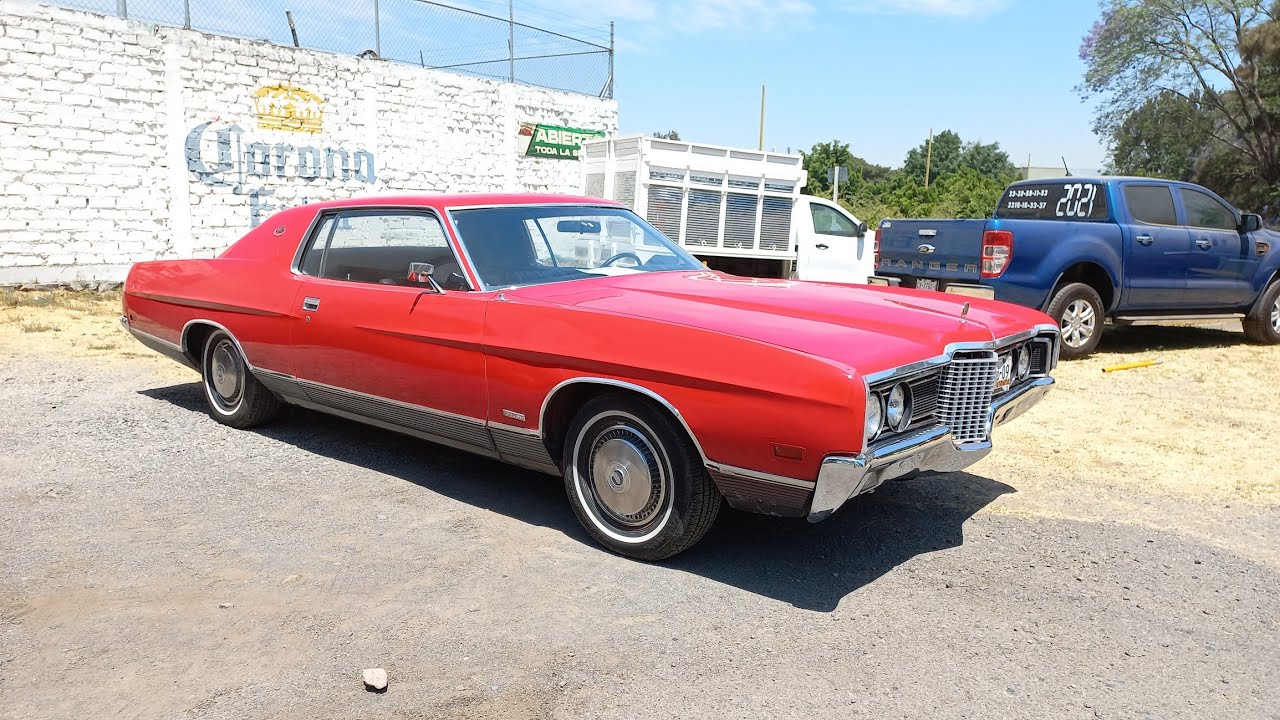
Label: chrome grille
xmin=906 ymin=373 xmax=939 ymax=427
xmin=938 ymin=351 xmax=999 ymax=444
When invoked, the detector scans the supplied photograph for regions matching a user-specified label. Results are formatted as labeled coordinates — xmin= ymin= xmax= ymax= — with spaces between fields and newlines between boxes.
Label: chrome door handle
xmin=1136 ymin=235 xmax=1154 ymax=246
xmin=302 ymin=297 xmax=320 ymax=311
xmin=815 ymin=243 xmax=829 ymax=250
xmin=1196 ymin=239 xmax=1212 ymax=250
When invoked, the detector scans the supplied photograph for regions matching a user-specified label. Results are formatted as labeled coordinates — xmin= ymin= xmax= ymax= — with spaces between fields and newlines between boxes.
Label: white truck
xmin=580 ymin=135 xmax=875 ymax=284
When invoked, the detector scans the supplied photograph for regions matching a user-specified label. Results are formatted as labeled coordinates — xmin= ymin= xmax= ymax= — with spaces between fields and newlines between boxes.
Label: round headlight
xmin=1016 ymin=346 xmax=1031 ymax=378
xmin=864 ymin=393 xmax=884 ymax=444
xmin=886 ymin=382 xmax=911 ymax=432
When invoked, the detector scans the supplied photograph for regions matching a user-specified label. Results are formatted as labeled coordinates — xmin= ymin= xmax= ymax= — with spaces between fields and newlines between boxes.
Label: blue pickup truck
xmin=872 ymin=177 xmax=1280 ymax=358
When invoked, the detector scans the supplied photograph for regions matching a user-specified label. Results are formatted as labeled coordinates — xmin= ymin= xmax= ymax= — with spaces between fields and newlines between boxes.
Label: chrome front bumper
xmin=808 ymin=376 xmax=1054 ymax=522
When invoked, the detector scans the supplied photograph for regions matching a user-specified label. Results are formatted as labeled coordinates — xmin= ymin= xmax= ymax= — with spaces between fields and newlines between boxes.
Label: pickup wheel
xmin=200 ymin=330 xmax=284 ymax=429
xmin=1243 ymin=281 xmax=1280 ymax=344
xmin=562 ymin=394 xmax=720 ymax=561
xmin=1046 ymin=282 xmax=1105 ymax=360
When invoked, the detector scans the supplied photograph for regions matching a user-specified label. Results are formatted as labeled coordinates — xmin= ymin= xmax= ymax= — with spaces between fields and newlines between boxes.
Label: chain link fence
xmin=51 ymin=0 xmax=614 ymax=97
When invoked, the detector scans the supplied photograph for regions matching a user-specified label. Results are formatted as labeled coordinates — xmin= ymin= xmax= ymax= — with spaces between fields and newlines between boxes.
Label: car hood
xmin=509 ymin=271 xmax=1055 ymax=377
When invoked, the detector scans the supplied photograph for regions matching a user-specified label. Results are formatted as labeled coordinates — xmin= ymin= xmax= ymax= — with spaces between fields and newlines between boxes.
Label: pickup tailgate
xmin=876 ymin=218 xmax=988 ymax=287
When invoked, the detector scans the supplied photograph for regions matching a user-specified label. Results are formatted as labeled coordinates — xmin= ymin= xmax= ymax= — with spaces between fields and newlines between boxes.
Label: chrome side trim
xmin=809 ymin=376 xmax=1054 ymax=523
xmin=487 ymin=420 xmax=540 ymax=436
xmin=294 ymin=378 xmax=494 ymax=449
xmin=704 ymin=461 xmax=814 ymax=489
xmin=281 ymin=395 xmax=504 ymax=461
xmin=126 ymin=324 xmax=197 ymax=370
xmin=538 ymin=377 xmax=711 ymax=464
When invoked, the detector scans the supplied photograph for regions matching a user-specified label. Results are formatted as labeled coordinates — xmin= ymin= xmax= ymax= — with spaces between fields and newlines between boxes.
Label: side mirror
xmin=408 ymin=262 xmax=444 ymax=293
xmin=857 ymin=221 xmax=869 ymax=237
xmin=1240 ymin=213 xmax=1263 ymax=233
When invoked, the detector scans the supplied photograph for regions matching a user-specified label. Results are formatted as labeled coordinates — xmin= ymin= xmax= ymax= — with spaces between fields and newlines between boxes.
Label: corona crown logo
xmin=253 ymin=84 xmax=324 ymax=134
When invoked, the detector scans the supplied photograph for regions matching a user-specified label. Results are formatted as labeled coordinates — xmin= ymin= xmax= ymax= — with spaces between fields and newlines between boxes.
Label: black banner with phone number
xmin=995 ymin=182 xmax=1109 ymax=221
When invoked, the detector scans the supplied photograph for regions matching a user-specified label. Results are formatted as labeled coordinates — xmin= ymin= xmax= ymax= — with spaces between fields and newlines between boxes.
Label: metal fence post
xmin=507 ymin=0 xmax=515 ymax=83
xmin=608 ymin=21 xmax=615 ymax=99
xmin=116 ymin=0 xmax=127 ymax=19
xmin=183 ymin=0 xmax=191 ymax=29
xmin=375 ymin=0 xmax=381 ymax=57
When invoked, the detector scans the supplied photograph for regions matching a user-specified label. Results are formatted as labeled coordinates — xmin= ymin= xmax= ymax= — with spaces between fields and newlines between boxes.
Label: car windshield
xmin=449 ymin=206 xmax=702 ymax=290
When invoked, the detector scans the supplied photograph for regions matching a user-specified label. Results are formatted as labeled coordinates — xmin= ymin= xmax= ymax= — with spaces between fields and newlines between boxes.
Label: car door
xmin=1178 ymin=187 xmax=1257 ymax=309
xmin=1118 ymin=183 xmax=1189 ymax=310
xmin=290 ymin=208 xmax=495 ymax=451
xmin=795 ymin=199 xmax=873 ymax=283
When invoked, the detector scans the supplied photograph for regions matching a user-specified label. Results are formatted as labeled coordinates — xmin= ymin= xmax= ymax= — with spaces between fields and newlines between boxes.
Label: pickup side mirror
xmin=1240 ymin=213 xmax=1263 ymax=233
xmin=856 ymin=221 xmax=869 ymax=237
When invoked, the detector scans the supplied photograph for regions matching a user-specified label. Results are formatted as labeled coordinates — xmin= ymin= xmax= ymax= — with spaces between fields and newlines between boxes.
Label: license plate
xmin=916 ymin=278 xmax=939 ymax=292
xmin=994 ymin=355 xmax=1014 ymax=393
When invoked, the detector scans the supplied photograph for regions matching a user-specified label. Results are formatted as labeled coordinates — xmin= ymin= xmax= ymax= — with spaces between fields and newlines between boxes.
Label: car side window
xmin=810 ymin=204 xmax=858 ymax=237
xmin=299 ymin=211 xmax=460 ymax=287
xmin=1123 ymin=185 xmax=1178 ymax=226
xmin=1179 ymin=188 xmax=1237 ymax=231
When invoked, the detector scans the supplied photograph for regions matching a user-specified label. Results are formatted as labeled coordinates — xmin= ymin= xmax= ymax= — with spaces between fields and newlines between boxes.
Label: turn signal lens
xmin=1257 ymin=239 xmax=1271 ymax=258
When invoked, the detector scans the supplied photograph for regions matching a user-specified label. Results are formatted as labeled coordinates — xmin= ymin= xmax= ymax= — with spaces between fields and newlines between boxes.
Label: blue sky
xmin=602 ymin=0 xmax=1108 ymax=172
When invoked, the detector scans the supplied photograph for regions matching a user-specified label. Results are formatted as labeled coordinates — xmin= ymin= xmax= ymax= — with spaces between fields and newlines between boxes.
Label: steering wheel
xmin=600 ymin=252 xmax=643 ymax=268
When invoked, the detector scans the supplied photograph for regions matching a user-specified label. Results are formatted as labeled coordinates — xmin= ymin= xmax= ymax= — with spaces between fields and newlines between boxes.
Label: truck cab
xmin=582 ymin=136 xmax=875 ymax=284
xmin=872 ymin=177 xmax=1280 ymax=358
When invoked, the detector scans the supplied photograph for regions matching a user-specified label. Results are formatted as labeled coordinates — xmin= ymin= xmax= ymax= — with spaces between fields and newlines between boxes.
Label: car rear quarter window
xmin=995 ymin=182 xmax=1108 ymax=220
xmin=1123 ymin=185 xmax=1178 ymax=226
xmin=298 ymin=210 xmax=459 ymax=286
xmin=1179 ymin=188 xmax=1237 ymax=231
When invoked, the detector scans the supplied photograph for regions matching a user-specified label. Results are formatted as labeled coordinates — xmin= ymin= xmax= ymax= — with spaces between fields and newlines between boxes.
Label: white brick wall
xmin=0 ymin=1 xmax=618 ymax=284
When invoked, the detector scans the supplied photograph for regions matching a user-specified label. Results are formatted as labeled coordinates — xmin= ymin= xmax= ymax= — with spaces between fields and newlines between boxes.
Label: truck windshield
xmin=450 ymin=206 xmax=703 ymax=290
xmin=995 ymin=182 xmax=1110 ymax=221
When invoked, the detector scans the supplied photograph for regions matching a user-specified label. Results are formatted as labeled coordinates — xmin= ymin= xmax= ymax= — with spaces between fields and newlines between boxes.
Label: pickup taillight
xmin=873 ymin=230 xmax=880 ymax=267
xmin=981 ymin=230 xmax=1013 ymax=278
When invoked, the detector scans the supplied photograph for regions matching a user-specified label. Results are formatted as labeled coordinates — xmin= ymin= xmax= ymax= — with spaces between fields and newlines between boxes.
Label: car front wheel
xmin=200 ymin=329 xmax=284 ymax=428
xmin=562 ymin=394 xmax=720 ymax=561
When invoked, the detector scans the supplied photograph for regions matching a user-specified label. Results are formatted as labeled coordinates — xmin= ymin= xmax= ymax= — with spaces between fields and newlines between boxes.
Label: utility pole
xmin=924 ymin=128 xmax=934 ymax=189
xmin=758 ymin=85 xmax=766 ymax=151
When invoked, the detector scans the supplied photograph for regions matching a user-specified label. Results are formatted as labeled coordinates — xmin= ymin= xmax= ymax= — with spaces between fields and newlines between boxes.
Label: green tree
xmin=1080 ymin=0 xmax=1280 ymax=199
xmin=1105 ymin=90 xmax=1214 ymax=180
xmin=902 ymin=130 xmax=1016 ymax=185
xmin=799 ymin=141 xmax=890 ymax=200
xmin=652 ymin=130 xmax=681 ymax=140
xmin=903 ymin=130 xmax=964 ymax=185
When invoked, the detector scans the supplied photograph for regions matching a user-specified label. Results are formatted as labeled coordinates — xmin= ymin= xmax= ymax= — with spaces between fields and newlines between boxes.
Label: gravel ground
xmin=1 ymin=294 xmax=1278 ymax=719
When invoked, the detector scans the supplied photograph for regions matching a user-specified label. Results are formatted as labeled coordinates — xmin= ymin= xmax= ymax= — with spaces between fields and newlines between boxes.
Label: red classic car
xmin=122 ymin=194 xmax=1060 ymax=559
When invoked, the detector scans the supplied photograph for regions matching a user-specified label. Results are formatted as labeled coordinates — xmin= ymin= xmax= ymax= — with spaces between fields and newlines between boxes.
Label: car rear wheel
xmin=562 ymin=394 xmax=720 ymax=561
xmin=1243 ymin=281 xmax=1280 ymax=344
xmin=1046 ymin=282 xmax=1105 ymax=360
xmin=201 ymin=330 xmax=284 ymax=429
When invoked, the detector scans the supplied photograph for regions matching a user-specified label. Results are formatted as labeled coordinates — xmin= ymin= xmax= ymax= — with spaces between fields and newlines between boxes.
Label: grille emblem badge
xmin=917 ymin=243 xmax=936 ymax=254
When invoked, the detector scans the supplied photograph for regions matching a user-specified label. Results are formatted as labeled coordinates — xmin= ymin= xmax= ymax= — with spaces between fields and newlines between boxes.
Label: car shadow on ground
xmin=140 ymin=382 xmax=1015 ymax=612
xmin=1095 ymin=323 xmax=1248 ymax=354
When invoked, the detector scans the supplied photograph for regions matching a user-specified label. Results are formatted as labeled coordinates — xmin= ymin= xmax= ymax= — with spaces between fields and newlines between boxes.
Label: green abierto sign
xmin=518 ymin=122 xmax=605 ymax=160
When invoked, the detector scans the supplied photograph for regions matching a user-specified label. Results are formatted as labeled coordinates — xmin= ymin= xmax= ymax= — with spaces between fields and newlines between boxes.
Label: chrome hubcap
xmin=1061 ymin=299 xmax=1097 ymax=348
xmin=1271 ymin=298 xmax=1280 ymax=332
xmin=208 ymin=340 xmax=244 ymax=410
xmin=588 ymin=426 xmax=665 ymax=527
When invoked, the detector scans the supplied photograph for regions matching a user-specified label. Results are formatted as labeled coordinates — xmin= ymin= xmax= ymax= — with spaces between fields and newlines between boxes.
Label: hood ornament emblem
xmin=960 ymin=301 xmax=971 ymax=323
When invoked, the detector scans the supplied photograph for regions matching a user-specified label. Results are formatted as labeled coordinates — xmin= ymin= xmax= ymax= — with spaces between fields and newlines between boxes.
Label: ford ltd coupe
xmin=123 ymin=194 xmax=1060 ymax=559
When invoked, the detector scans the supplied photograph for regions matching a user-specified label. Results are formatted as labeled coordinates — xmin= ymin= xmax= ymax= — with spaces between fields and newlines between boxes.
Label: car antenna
xmin=1061 ymin=156 xmax=1072 ymax=177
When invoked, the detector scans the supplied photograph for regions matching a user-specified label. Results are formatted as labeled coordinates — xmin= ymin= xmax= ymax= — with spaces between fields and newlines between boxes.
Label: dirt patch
xmin=0 ymin=289 xmax=190 ymax=381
